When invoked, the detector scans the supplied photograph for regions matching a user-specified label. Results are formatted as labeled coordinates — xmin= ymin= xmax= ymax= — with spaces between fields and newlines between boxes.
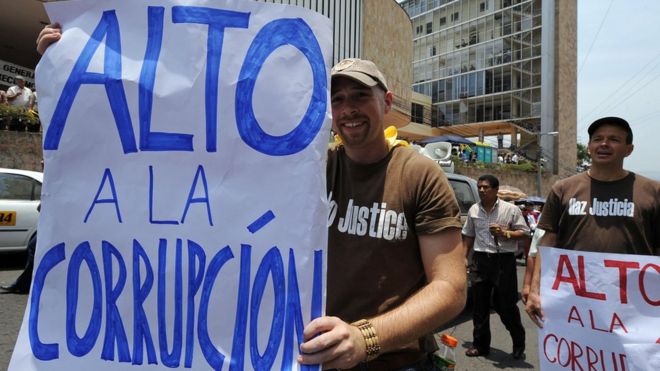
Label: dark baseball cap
xmin=331 ymin=58 xmax=389 ymax=92
xmin=587 ymin=116 xmax=633 ymax=143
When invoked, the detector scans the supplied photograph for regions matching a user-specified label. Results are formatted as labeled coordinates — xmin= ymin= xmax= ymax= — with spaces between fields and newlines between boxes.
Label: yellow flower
xmin=333 ymin=126 xmax=409 ymax=149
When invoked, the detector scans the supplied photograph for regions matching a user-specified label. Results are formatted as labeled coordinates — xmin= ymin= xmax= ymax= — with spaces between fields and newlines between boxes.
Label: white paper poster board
xmin=538 ymin=247 xmax=660 ymax=370
xmin=9 ymin=0 xmax=331 ymax=370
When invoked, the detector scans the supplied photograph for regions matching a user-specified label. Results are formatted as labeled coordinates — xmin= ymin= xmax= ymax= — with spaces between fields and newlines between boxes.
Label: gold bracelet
xmin=505 ymin=230 xmax=511 ymax=239
xmin=352 ymin=319 xmax=380 ymax=362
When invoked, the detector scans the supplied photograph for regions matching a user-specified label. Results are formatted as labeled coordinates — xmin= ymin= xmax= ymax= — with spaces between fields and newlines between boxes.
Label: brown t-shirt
xmin=538 ymin=172 xmax=660 ymax=255
xmin=326 ymin=146 xmax=462 ymax=369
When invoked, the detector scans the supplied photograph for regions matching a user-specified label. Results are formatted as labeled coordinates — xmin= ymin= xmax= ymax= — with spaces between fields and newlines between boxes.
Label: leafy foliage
xmin=576 ymin=142 xmax=591 ymax=172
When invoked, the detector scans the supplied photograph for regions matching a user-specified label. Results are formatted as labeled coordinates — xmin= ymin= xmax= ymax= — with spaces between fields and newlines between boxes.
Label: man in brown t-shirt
xmin=525 ymin=116 xmax=660 ymax=328
xmin=297 ymin=59 xmax=466 ymax=370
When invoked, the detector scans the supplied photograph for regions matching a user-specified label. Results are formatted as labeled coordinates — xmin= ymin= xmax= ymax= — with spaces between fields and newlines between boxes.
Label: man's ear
xmin=624 ymin=143 xmax=634 ymax=157
xmin=383 ymin=91 xmax=393 ymax=114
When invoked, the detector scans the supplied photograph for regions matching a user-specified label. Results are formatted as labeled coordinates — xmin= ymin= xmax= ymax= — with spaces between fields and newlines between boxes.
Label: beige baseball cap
xmin=331 ymin=58 xmax=388 ymax=91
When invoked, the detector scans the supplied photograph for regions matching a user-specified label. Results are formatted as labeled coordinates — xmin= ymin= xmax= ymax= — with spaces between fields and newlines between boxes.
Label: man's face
xmin=477 ymin=180 xmax=498 ymax=203
xmin=330 ymin=76 xmax=392 ymax=150
xmin=588 ymin=124 xmax=634 ymax=167
xmin=16 ymin=78 xmax=25 ymax=88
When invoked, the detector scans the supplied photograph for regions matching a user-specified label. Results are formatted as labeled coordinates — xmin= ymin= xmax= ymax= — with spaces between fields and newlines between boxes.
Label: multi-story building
xmin=399 ymin=0 xmax=576 ymax=176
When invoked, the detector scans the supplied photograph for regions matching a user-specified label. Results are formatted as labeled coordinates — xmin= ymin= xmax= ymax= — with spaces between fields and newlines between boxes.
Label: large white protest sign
xmin=9 ymin=0 xmax=331 ymax=370
xmin=538 ymin=248 xmax=660 ymax=371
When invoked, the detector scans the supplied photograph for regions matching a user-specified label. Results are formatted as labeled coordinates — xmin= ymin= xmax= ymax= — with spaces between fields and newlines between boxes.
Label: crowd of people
xmin=1 ymin=23 xmax=658 ymax=371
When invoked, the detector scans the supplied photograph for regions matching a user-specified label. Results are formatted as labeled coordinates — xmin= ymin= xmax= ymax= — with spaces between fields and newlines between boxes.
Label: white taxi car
xmin=0 ymin=168 xmax=42 ymax=252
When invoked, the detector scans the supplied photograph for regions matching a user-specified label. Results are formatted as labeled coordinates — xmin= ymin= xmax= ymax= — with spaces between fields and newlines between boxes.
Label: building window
xmin=439 ymin=17 xmax=446 ymax=26
xmin=411 ymin=103 xmax=425 ymax=124
xmin=426 ymin=22 xmax=433 ymax=34
xmin=430 ymin=46 xmax=436 ymax=56
xmin=416 ymin=25 xmax=423 ymax=34
xmin=451 ymin=12 xmax=459 ymax=22
xmin=480 ymin=2 xmax=489 ymax=12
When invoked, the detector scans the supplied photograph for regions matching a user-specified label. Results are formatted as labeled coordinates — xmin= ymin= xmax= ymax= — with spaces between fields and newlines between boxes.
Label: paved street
xmin=436 ymin=260 xmax=540 ymax=370
xmin=0 ymin=253 xmax=540 ymax=370
xmin=0 ymin=252 xmax=28 ymax=371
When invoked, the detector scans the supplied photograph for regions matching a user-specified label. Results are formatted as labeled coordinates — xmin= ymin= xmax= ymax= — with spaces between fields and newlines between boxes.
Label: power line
xmin=578 ymin=49 xmax=660 ymax=132
xmin=627 ymin=110 xmax=660 ymax=129
xmin=578 ymin=0 xmax=615 ymax=75
xmin=612 ymin=70 xmax=660 ymax=108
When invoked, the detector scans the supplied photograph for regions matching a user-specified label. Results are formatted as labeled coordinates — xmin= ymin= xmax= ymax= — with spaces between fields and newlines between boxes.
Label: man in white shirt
xmin=6 ymin=75 xmax=33 ymax=109
xmin=462 ymin=174 xmax=529 ymax=360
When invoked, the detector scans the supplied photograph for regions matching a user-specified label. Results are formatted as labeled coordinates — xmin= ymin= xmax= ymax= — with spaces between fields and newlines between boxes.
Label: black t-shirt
xmin=538 ymin=172 xmax=660 ymax=255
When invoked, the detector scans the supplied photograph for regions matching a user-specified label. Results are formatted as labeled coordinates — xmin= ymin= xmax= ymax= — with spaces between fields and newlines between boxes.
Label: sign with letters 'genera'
xmin=9 ymin=1 xmax=331 ymax=370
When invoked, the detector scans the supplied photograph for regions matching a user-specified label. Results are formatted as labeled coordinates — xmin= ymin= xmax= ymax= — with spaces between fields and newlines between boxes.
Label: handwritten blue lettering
xmin=149 ymin=165 xmax=179 ymax=225
xmin=185 ymin=241 xmax=206 ymax=367
xmin=85 ymin=168 xmax=123 ymax=223
xmin=66 ymin=241 xmax=103 ymax=357
xmin=158 ymin=239 xmax=183 ymax=367
xmin=181 ymin=165 xmax=213 ymax=226
xmin=132 ymin=240 xmax=158 ymax=365
xmin=236 ymin=18 xmax=326 ymax=156
xmin=172 ymin=6 xmax=250 ymax=152
xmin=44 ymin=10 xmax=137 ymax=154
xmin=101 ymin=241 xmax=131 ymax=362
xmin=30 ymin=241 xmax=322 ymax=369
xmin=140 ymin=6 xmax=193 ymax=152
xmin=30 ymin=243 xmax=66 ymax=360
xmin=198 ymin=245 xmax=234 ymax=369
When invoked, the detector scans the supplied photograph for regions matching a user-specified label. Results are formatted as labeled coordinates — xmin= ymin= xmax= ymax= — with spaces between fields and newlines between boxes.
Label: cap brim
xmin=332 ymin=71 xmax=379 ymax=88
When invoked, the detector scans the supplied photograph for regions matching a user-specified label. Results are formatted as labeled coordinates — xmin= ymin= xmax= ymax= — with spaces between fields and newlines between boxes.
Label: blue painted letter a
xmin=44 ymin=10 xmax=137 ymax=154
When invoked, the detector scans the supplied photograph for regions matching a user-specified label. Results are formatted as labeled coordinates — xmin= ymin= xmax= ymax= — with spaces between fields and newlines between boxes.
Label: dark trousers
xmin=12 ymin=233 xmax=37 ymax=292
xmin=470 ymin=251 xmax=525 ymax=352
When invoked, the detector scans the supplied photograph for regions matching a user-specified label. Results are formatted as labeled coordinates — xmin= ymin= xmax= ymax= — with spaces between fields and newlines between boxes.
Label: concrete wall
xmin=362 ymin=0 xmax=413 ymax=118
xmin=0 ymin=131 xmax=42 ymax=171
xmin=456 ymin=164 xmax=560 ymax=198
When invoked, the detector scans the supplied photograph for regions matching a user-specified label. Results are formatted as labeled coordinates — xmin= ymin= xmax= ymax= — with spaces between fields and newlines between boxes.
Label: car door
xmin=0 ymin=172 xmax=41 ymax=250
xmin=447 ymin=177 xmax=479 ymax=224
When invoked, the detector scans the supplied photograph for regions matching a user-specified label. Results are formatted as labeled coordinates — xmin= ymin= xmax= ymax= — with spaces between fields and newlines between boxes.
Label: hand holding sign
xmin=36 ymin=23 xmax=61 ymax=55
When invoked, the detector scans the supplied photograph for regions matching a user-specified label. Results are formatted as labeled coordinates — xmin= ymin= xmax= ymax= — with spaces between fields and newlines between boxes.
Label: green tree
xmin=576 ymin=142 xmax=591 ymax=172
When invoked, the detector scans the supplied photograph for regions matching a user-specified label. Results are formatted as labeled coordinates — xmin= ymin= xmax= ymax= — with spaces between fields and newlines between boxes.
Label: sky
xmin=578 ymin=0 xmax=660 ymax=179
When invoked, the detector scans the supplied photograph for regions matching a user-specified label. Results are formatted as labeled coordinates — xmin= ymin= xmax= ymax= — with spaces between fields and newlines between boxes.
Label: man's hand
xmin=521 ymin=284 xmax=530 ymax=305
xmin=37 ymin=23 xmax=62 ymax=55
xmin=298 ymin=316 xmax=366 ymax=369
xmin=525 ymin=292 xmax=544 ymax=328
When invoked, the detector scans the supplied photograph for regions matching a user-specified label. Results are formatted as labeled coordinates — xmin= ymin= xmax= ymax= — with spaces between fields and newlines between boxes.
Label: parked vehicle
xmin=445 ymin=172 xmax=479 ymax=224
xmin=445 ymin=172 xmax=480 ymax=310
xmin=0 ymin=168 xmax=42 ymax=252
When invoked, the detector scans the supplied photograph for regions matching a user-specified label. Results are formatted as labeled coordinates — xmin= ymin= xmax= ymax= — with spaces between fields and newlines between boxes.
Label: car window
xmin=448 ymin=179 xmax=477 ymax=214
xmin=0 ymin=173 xmax=41 ymax=201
